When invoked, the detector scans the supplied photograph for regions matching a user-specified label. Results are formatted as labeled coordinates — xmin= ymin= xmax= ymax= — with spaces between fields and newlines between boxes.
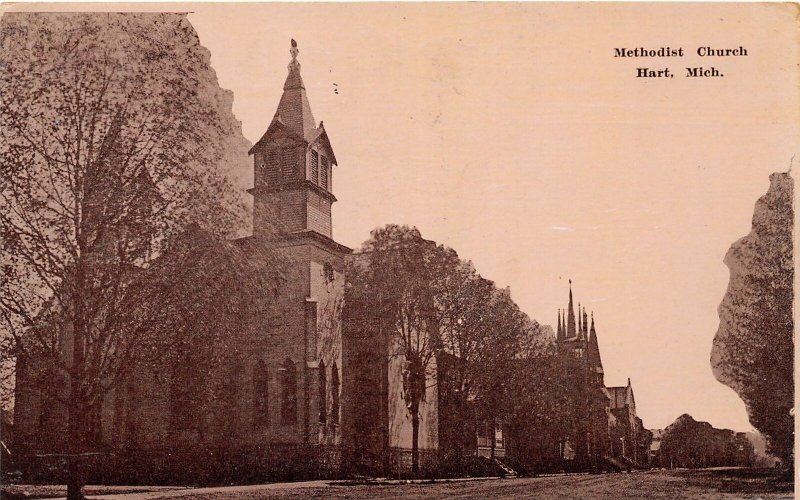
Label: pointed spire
xmin=582 ymin=307 xmax=589 ymax=339
xmin=587 ymin=312 xmax=603 ymax=374
xmin=274 ymin=39 xmax=317 ymax=139
xmin=557 ymin=309 xmax=562 ymax=341
xmin=566 ymin=280 xmax=576 ymax=338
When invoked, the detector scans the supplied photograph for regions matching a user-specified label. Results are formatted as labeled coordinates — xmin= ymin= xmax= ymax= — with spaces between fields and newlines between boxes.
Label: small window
xmin=311 ymin=150 xmax=319 ymax=184
xmin=281 ymin=149 xmax=296 ymax=181
xmin=280 ymin=358 xmax=298 ymax=425
xmin=331 ymin=362 xmax=340 ymax=424
xmin=320 ymin=156 xmax=329 ymax=190
xmin=318 ymin=360 xmax=327 ymax=424
xmin=266 ymin=150 xmax=279 ymax=185
xmin=323 ymin=262 xmax=334 ymax=283
xmin=253 ymin=361 xmax=269 ymax=428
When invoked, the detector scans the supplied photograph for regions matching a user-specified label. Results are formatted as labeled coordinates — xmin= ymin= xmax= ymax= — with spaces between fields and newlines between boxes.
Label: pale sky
xmin=184 ymin=3 xmax=798 ymax=432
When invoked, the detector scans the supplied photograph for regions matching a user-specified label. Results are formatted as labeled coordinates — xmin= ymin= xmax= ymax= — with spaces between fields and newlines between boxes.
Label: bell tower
xmin=246 ymin=40 xmax=350 ymax=447
xmin=248 ymin=39 xmax=338 ymax=240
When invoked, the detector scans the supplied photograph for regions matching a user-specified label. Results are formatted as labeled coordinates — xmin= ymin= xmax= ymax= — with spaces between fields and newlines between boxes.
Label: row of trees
xmin=346 ymin=225 xmax=582 ymax=473
xmin=657 ymin=414 xmax=755 ymax=469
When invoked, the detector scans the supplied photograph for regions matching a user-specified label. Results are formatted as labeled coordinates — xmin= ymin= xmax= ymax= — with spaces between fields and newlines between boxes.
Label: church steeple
xmin=566 ymin=280 xmax=576 ymax=338
xmin=557 ymin=309 xmax=565 ymax=342
xmin=587 ymin=312 xmax=604 ymax=385
xmin=274 ymin=39 xmax=317 ymax=140
xmin=587 ymin=313 xmax=603 ymax=370
xmin=248 ymin=40 xmax=339 ymax=240
xmin=581 ymin=307 xmax=589 ymax=340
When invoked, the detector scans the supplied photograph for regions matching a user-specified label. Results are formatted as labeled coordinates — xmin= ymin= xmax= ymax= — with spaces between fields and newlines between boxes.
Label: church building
xmin=12 ymin=40 xmax=648 ymax=483
xmin=554 ymin=281 xmax=650 ymax=469
xmin=12 ymin=39 xmax=444 ymax=482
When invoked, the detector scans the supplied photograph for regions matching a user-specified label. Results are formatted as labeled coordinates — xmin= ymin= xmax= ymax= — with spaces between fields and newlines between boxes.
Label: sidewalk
xmin=88 ymin=481 xmax=333 ymax=499
xmin=67 ymin=476 xmax=503 ymax=499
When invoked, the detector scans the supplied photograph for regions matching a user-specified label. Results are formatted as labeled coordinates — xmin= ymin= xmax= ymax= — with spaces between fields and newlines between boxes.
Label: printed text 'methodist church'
xmin=14 ymin=41 xmax=649 ymax=480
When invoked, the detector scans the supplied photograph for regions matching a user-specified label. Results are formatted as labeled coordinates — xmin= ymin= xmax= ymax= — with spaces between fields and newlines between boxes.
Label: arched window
xmin=253 ymin=360 xmax=269 ymax=428
xmin=331 ymin=362 xmax=340 ymax=425
xmin=318 ymin=360 xmax=327 ymax=424
xmin=280 ymin=358 xmax=297 ymax=425
xmin=171 ymin=361 xmax=199 ymax=431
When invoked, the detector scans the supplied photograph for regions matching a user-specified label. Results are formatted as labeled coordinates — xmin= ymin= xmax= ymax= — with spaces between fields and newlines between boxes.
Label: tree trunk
xmin=490 ymin=417 xmax=496 ymax=460
xmin=68 ymin=261 xmax=88 ymax=500
xmin=66 ymin=383 xmax=87 ymax=500
xmin=411 ymin=402 xmax=420 ymax=475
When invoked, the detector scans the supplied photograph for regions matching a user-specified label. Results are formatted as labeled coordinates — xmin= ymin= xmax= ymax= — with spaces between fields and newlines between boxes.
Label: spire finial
xmin=289 ymin=39 xmax=300 ymax=71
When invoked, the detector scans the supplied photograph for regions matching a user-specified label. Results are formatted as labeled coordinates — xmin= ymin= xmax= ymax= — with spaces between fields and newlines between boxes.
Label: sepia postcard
xmin=0 ymin=3 xmax=796 ymax=499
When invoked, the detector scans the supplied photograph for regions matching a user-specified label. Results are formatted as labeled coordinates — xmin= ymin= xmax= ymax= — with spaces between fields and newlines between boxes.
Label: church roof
xmin=607 ymin=381 xmax=635 ymax=410
xmin=587 ymin=314 xmax=603 ymax=372
xmin=248 ymin=40 xmax=336 ymax=164
xmin=275 ymin=63 xmax=316 ymax=141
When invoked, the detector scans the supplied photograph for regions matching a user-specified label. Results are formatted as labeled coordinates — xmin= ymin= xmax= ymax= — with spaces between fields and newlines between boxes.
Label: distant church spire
xmin=567 ymin=280 xmax=576 ymax=338
xmin=582 ymin=307 xmax=589 ymax=340
xmin=587 ymin=312 xmax=604 ymax=378
xmin=557 ymin=309 xmax=563 ymax=341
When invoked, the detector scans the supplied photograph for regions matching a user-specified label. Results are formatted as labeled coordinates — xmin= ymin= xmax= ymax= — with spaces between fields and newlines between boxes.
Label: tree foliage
xmin=711 ymin=172 xmax=793 ymax=464
xmin=0 ymin=13 xmax=272 ymax=497
xmin=349 ymin=224 xmax=548 ymax=470
xmin=659 ymin=414 xmax=755 ymax=468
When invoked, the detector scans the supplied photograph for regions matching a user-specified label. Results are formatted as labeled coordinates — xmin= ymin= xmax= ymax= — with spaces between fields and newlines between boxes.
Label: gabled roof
xmin=607 ymin=383 xmax=635 ymax=410
xmin=307 ymin=123 xmax=338 ymax=165
xmin=248 ymin=117 xmax=307 ymax=154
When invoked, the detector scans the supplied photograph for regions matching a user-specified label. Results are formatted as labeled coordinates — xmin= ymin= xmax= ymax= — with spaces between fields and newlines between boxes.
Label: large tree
xmin=429 ymin=245 xmax=539 ymax=459
xmin=660 ymin=414 xmax=755 ymax=468
xmin=350 ymin=224 xmax=539 ymax=471
xmin=1 ymin=13 xmax=268 ymax=498
xmin=505 ymin=346 xmax=596 ymax=471
xmin=353 ymin=225 xmax=437 ymax=474
xmin=468 ymin=286 xmax=535 ymax=458
xmin=711 ymin=172 xmax=793 ymax=466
